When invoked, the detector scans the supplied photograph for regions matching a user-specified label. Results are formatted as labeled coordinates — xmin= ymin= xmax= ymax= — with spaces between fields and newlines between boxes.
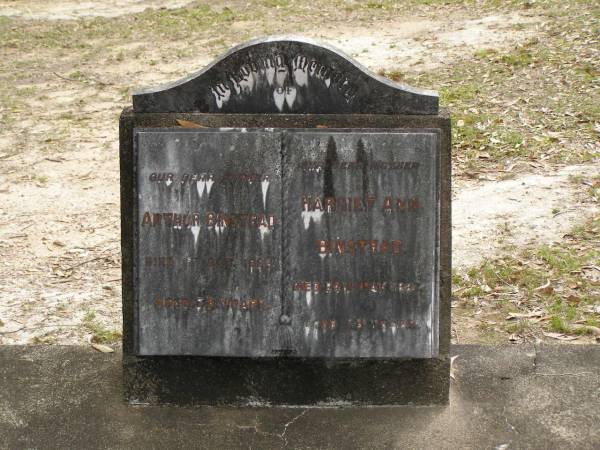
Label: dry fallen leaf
xmin=91 ymin=343 xmax=114 ymax=353
xmin=450 ymin=355 xmax=459 ymax=380
xmin=176 ymin=119 xmax=205 ymax=128
xmin=534 ymin=280 xmax=554 ymax=295
xmin=506 ymin=310 xmax=543 ymax=320
xmin=543 ymin=332 xmax=578 ymax=341
xmin=529 ymin=315 xmax=551 ymax=324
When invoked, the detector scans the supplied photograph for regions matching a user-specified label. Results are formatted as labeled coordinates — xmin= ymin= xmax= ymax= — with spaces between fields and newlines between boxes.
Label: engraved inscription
xmin=134 ymin=129 xmax=439 ymax=358
xmin=132 ymin=37 xmax=440 ymax=115
xmin=283 ymin=131 xmax=439 ymax=358
xmin=300 ymin=195 xmax=419 ymax=212
xmin=153 ymin=296 xmax=267 ymax=311
xmin=292 ymin=281 xmax=417 ymax=293
xmin=135 ymin=129 xmax=281 ymax=356
xmin=316 ymin=239 xmax=403 ymax=255
xmin=210 ymin=54 xmax=359 ymax=111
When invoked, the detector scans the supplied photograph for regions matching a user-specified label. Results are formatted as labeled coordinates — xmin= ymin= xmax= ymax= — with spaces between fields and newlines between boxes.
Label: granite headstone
xmin=120 ymin=36 xmax=451 ymax=405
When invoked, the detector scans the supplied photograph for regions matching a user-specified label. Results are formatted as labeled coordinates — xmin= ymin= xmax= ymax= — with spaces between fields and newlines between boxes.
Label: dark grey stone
xmin=133 ymin=129 xmax=439 ymax=359
xmin=120 ymin=111 xmax=452 ymax=404
xmin=133 ymin=36 xmax=438 ymax=115
xmin=135 ymin=129 xmax=282 ymax=356
xmin=124 ymin=38 xmax=451 ymax=403
xmin=282 ymin=130 xmax=439 ymax=358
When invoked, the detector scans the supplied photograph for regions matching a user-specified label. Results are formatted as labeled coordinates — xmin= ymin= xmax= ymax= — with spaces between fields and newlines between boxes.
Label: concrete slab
xmin=1 ymin=344 xmax=599 ymax=449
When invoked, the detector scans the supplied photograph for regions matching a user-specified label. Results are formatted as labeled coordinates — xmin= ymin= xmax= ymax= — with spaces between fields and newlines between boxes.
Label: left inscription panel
xmin=134 ymin=129 xmax=281 ymax=355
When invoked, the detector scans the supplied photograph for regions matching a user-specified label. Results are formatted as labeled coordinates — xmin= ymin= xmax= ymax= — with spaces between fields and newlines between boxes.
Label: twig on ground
xmin=67 ymin=256 xmax=111 ymax=270
xmin=52 ymin=72 xmax=110 ymax=86
xmin=53 ymin=71 xmax=86 ymax=83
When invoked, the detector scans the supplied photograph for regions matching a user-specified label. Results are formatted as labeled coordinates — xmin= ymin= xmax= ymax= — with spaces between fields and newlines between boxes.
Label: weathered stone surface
xmin=121 ymin=110 xmax=452 ymax=404
xmin=133 ymin=36 xmax=438 ymax=115
xmin=135 ymin=129 xmax=281 ymax=356
xmin=282 ymin=130 xmax=439 ymax=358
xmin=134 ymin=129 xmax=439 ymax=358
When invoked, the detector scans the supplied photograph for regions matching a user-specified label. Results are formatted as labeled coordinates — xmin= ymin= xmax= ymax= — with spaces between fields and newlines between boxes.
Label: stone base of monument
xmin=120 ymin=110 xmax=452 ymax=406
xmin=124 ymin=357 xmax=451 ymax=405
xmin=124 ymin=355 xmax=450 ymax=406
xmin=120 ymin=38 xmax=452 ymax=406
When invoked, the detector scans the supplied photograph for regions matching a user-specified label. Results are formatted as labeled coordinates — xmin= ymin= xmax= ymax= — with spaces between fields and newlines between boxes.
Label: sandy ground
xmin=323 ymin=12 xmax=539 ymax=72
xmin=454 ymin=164 xmax=599 ymax=268
xmin=0 ymin=0 xmax=540 ymax=72
xmin=0 ymin=0 xmax=195 ymax=20
xmin=0 ymin=2 xmax=597 ymax=344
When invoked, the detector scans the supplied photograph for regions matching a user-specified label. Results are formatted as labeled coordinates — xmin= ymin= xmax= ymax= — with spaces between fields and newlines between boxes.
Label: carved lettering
xmin=293 ymin=280 xmax=417 ymax=294
xmin=154 ymin=296 xmax=266 ymax=311
xmin=145 ymin=256 xmax=175 ymax=267
xmin=209 ymin=53 xmax=360 ymax=110
xmin=301 ymin=160 xmax=419 ymax=171
xmin=304 ymin=319 xmax=418 ymax=332
xmin=301 ymin=196 xmax=419 ymax=212
xmin=316 ymin=239 xmax=402 ymax=255
xmin=141 ymin=211 xmax=276 ymax=229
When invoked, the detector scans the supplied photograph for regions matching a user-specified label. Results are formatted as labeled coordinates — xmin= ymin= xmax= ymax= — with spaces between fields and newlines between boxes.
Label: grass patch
xmin=474 ymin=48 xmax=498 ymax=59
xmin=500 ymin=47 xmax=533 ymax=67
xmin=454 ymin=216 xmax=600 ymax=341
xmin=537 ymin=246 xmax=581 ymax=273
xmin=16 ymin=86 xmax=37 ymax=97
xmin=399 ymin=2 xmax=600 ymax=174
xmin=32 ymin=333 xmax=57 ymax=344
xmin=262 ymin=0 xmax=290 ymax=6
xmin=83 ymin=310 xmax=121 ymax=344
xmin=549 ymin=315 xmax=570 ymax=333
xmin=377 ymin=68 xmax=404 ymax=82
xmin=364 ymin=0 xmax=396 ymax=9
xmin=441 ymin=84 xmax=480 ymax=104
xmin=0 ymin=4 xmax=240 ymax=50
xmin=505 ymin=319 xmax=531 ymax=334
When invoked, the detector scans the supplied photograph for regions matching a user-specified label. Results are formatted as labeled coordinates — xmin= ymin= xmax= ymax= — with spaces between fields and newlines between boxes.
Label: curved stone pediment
xmin=133 ymin=36 xmax=438 ymax=115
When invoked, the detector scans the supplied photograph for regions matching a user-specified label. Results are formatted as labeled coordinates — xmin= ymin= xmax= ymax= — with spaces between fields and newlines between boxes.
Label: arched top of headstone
xmin=133 ymin=36 xmax=438 ymax=115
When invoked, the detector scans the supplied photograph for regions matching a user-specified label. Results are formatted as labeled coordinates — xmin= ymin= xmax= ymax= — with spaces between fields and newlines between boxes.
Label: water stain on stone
xmin=323 ymin=136 xmax=338 ymax=198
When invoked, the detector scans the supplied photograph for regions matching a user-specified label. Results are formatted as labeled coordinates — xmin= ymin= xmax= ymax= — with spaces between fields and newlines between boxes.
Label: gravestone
xmin=120 ymin=37 xmax=451 ymax=405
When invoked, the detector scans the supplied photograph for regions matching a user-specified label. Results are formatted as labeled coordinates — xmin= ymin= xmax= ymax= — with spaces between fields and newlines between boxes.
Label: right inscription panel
xmin=283 ymin=130 xmax=439 ymax=358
